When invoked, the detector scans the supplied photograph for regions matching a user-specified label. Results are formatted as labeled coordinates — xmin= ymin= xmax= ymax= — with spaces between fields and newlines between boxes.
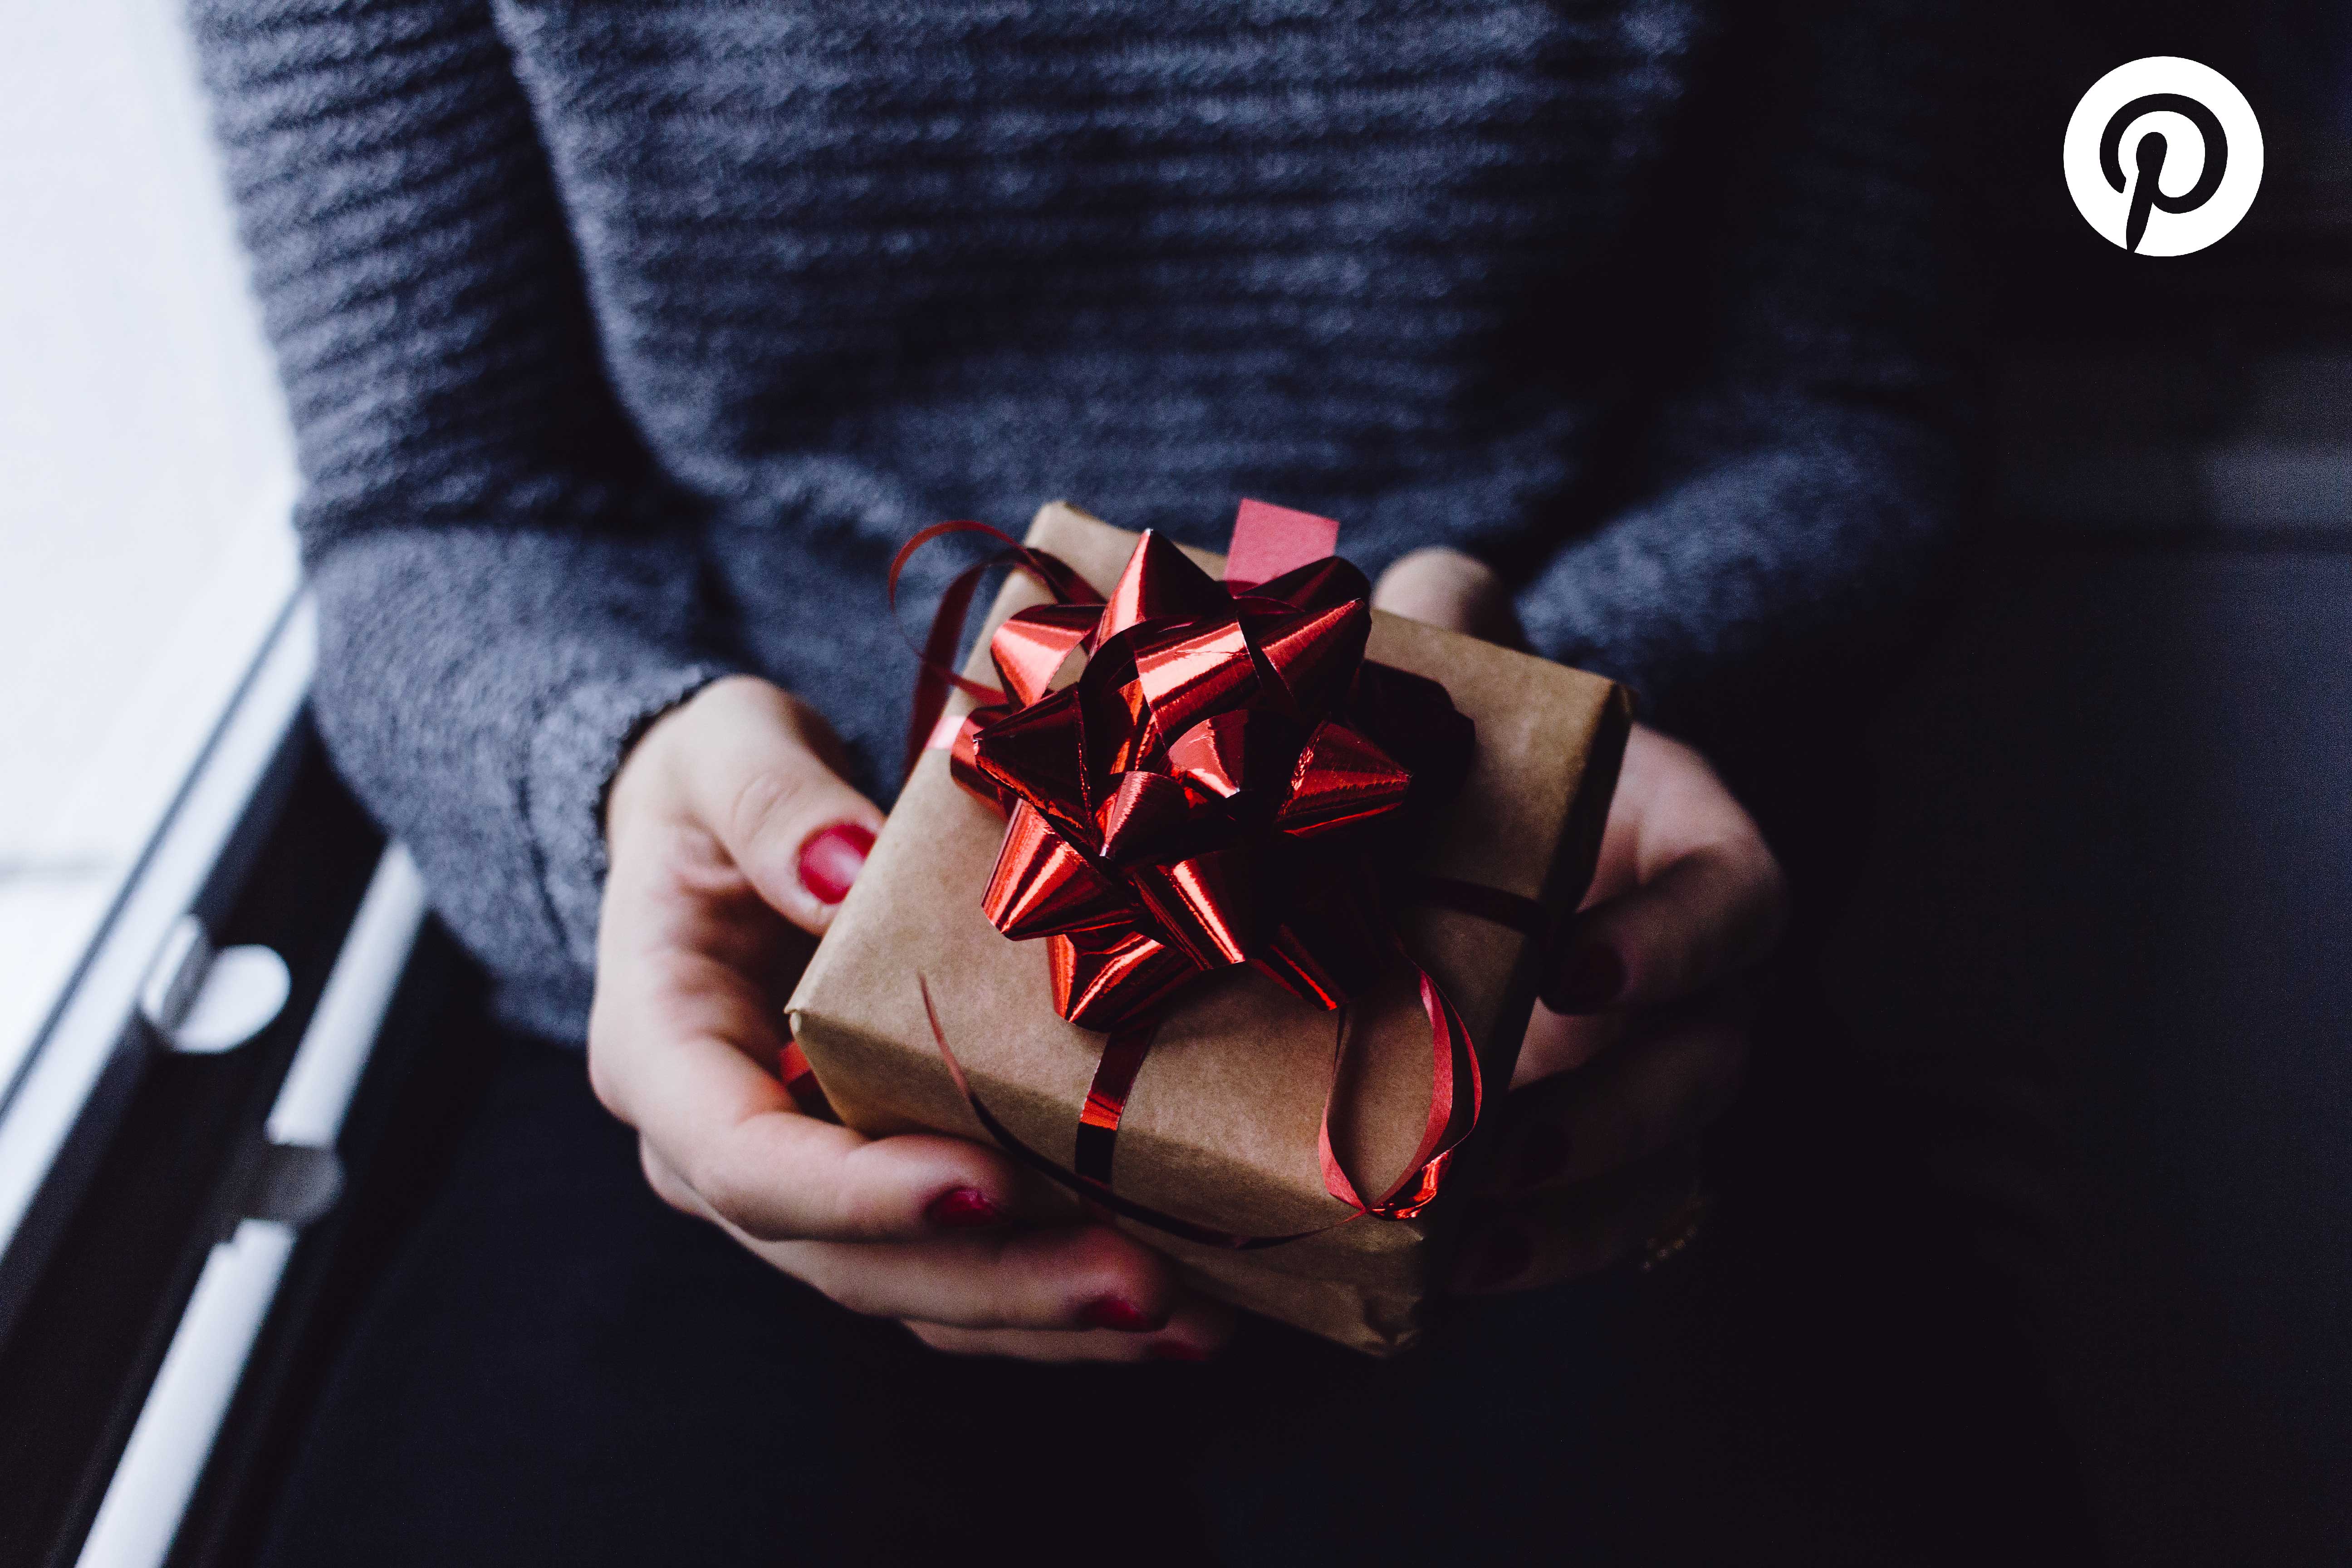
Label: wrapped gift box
xmin=786 ymin=502 xmax=1630 ymax=1354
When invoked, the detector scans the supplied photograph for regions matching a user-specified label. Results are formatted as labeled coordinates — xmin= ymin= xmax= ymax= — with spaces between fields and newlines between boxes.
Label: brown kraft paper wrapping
xmin=786 ymin=502 xmax=1632 ymax=1355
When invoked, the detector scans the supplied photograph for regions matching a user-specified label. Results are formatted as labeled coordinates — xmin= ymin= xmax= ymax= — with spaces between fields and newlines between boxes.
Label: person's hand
xmin=589 ymin=675 xmax=1235 ymax=1360
xmin=1372 ymin=549 xmax=1786 ymax=1292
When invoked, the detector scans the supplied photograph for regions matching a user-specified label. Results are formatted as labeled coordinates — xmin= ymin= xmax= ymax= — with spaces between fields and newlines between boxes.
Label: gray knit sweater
xmin=191 ymin=0 xmax=1973 ymax=1042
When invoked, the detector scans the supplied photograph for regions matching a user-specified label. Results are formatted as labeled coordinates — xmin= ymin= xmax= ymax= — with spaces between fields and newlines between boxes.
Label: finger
xmin=1544 ymin=730 xmax=1786 ymax=1014
xmin=1449 ymin=1148 xmax=1700 ymax=1294
xmin=644 ymin=1144 xmax=1169 ymax=1331
xmin=593 ymin=851 xmax=1022 ymax=1243
xmin=640 ymin=1137 xmax=701 ymax=1216
xmin=749 ymin=1223 xmax=1184 ymax=1332
xmin=668 ymin=676 xmax=887 ymax=936
xmin=1548 ymin=850 xmax=1780 ymax=1012
xmin=905 ymin=1292 xmax=1238 ymax=1363
xmin=1509 ymin=1000 xmax=1621 ymax=1088
xmin=1369 ymin=547 xmax=1526 ymax=647
xmin=605 ymin=1004 xmax=1020 ymax=1241
xmin=1545 ymin=843 xmax=1784 ymax=1016
xmin=1484 ymin=999 xmax=1748 ymax=1196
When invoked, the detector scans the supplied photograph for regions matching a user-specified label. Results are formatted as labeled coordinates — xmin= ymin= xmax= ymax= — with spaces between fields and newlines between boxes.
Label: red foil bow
xmin=894 ymin=502 xmax=1510 ymax=1235
xmin=944 ymin=529 xmax=1474 ymax=1034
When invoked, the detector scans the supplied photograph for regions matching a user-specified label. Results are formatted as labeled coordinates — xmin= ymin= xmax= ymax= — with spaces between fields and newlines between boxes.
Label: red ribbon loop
xmin=891 ymin=519 xmax=1102 ymax=779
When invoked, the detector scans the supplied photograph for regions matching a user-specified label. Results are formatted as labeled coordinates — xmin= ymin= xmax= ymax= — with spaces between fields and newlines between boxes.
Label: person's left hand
xmin=1372 ymin=548 xmax=1787 ymax=1293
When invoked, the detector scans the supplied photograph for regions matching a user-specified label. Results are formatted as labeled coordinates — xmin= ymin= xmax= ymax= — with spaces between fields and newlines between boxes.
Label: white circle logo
xmin=2063 ymin=57 xmax=2263 ymax=256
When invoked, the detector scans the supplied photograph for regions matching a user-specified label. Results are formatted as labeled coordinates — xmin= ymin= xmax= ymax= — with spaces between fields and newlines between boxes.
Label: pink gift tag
xmin=1225 ymin=497 xmax=1341 ymax=589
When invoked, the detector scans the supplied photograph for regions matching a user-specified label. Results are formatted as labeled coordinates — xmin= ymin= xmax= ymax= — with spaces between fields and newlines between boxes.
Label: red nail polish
xmin=923 ymin=1186 xmax=1004 ymax=1230
xmin=1547 ymin=941 xmax=1625 ymax=1014
xmin=1147 ymin=1339 xmax=1209 ymax=1362
xmin=1080 ymin=1295 xmax=1154 ymax=1332
xmin=1506 ymin=1122 xmax=1570 ymax=1191
xmin=797 ymin=822 xmax=875 ymax=906
xmin=1464 ymin=1225 xmax=1533 ymax=1292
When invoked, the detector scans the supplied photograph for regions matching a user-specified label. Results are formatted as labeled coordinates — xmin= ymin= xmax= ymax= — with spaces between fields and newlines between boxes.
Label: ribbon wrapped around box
xmin=785 ymin=501 xmax=1631 ymax=1354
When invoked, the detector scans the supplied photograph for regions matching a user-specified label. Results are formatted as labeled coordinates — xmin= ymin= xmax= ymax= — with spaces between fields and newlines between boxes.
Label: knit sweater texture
xmin=191 ymin=0 xmax=1976 ymax=1042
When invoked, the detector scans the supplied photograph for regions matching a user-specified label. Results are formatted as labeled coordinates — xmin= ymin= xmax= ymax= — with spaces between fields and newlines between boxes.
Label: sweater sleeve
xmin=191 ymin=0 xmax=732 ymax=1030
xmin=1514 ymin=0 xmax=1978 ymax=737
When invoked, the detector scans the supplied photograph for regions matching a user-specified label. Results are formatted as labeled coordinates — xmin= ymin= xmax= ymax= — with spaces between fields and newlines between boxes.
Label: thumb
xmin=1370 ymin=548 xmax=1526 ymax=648
xmin=1544 ymin=848 xmax=1783 ymax=1014
xmin=1539 ymin=730 xmax=1786 ymax=1014
xmin=657 ymin=676 xmax=887 ymax=936
xmin=1540 ymin=728 xmax=1786 ymax=1015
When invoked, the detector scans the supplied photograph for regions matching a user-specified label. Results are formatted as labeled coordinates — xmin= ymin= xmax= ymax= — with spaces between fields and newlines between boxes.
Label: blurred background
xmin=0 ymin=0 xmax=294 ymax=1085
xmin=1821 ymin=5 xmax=2352 ymax=1562
xmin=0 ymin=1 xmax=2345 ymax=1563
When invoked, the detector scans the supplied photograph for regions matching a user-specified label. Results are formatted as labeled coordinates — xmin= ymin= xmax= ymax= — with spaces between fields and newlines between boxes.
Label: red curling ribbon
xmin=890 ymin=519 xmax=1102 ymax=780
xmin=891 ymin=501 xmax=1537 ymax=1243
xmin=1411 ymin=876 xmax=1551 ymax=941
xmin=1073 ymin=1023 xmax=1157 ymax=1186
xmin=921 ymin=979 xmax=1327 ymax=1250
xmin=1317 ymin=970 xmax=1480 ymax=1219
xmin=918 ymin=958 xmax=1491 ymax=1243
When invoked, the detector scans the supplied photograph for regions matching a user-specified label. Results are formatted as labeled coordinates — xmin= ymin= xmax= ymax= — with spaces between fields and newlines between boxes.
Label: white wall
xmin=0 ymin=0 xmax=297 ymax=1079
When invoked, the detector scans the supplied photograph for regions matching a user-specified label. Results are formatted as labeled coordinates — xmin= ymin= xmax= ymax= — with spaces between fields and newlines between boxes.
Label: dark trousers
xmin=251 ymin=974 xmax=2097 ymax=1568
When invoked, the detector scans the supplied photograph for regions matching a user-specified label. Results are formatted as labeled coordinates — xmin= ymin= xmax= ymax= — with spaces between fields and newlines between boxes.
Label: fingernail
xmin=1548 ymin=941 xmax=1625 ymax=1014
xmin=1505 ymin=1122 xmax=1570 ymax=1191
xmin=1080 ymin=1295 xmax=1155 ymax=1333
xmin=797 ymin=822 xmax=875 ymax=906
xmin=1457 ymin=1225 xmax=1533 ymax=1292
xmin=923 ymin=1186 xmax=1005 ymax=1230
xmin=1147 ymin=1339 xmax=1209 ymax=1362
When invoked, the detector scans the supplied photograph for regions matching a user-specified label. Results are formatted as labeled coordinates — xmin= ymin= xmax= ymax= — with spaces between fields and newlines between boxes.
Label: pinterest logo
xmin=2063 ymin=57 xmax=2264 ymax=256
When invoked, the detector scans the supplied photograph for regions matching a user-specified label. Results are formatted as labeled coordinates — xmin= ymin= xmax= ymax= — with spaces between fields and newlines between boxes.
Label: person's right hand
xmin=589 ymin=675 xmax=1234 ymax=1362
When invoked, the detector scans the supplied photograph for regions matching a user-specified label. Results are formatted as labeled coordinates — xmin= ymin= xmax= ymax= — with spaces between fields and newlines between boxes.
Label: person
xmin=192 ymin=0 xmax=2079 ymax=1561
